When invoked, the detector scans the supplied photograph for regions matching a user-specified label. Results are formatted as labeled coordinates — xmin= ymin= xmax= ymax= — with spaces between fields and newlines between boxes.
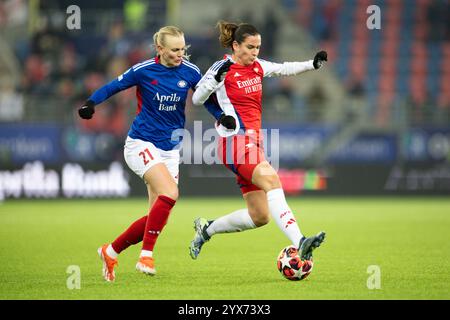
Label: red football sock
xmin=111 ymin=215 xmax=147 ymax=254
xmin=142 ymin=195 xmax=176 ymax=251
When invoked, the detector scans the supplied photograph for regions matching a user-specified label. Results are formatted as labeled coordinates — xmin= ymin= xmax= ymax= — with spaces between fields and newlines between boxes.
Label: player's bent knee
xmin=259 ymin=174 xmax=282 ymax=192
xmin=250 ymin=211 xmax=270 ymax=227
xmin=159 ymin=186 xmax=179 ymax=201
xmin=255 ymin=215 xmax=270 ymax=227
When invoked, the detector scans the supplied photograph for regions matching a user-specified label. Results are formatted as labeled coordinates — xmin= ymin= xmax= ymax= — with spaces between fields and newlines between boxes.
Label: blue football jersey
xmin=88 ymin=57 xmax=206 ymax=151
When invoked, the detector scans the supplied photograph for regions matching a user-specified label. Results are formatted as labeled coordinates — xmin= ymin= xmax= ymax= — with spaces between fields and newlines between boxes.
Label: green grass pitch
xmin=0 ymin=197 xmax=449 ymax=300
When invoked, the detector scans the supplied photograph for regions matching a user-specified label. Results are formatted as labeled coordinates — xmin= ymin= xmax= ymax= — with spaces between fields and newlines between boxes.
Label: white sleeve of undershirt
xmin=192 ymin=72 xmax=221 ymax=105
xmin=258 ymin=58 xmax=315 ymax=77
xmin=192 ymin=60 xmax=231 ymax=105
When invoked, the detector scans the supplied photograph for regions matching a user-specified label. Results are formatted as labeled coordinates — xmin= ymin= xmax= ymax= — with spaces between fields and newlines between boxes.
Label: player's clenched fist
xmin=313 ymin=51 xmax=327 ymax=69
xmin=218 ymin=113 xmax=236 ymax=130
xmin=214 ymin=60 xmax=233 ymax=82
xmin=78 ymin=100 xmax=95 ymax=119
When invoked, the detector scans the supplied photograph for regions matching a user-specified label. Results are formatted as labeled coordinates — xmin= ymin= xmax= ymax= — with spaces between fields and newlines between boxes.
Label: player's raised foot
xmin=298 ymin=231 xmax=326 ymax=260
xmin=189 ymin=217 xmax=212 ymax=260
xmin=136 ymin=256 xmax=156 ymax=276
xmin=97 ymin=244 xmax=118 ymax=282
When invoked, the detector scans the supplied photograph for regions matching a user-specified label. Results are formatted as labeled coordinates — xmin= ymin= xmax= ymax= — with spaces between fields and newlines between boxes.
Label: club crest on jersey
xmin=253 ymin=67 xmax=259 ymax=73
xmin=177 ymin=80 xmax=187 ymax=88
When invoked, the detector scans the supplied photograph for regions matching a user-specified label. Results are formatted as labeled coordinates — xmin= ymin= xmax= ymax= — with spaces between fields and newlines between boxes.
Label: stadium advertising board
xmin=404 ymin=128 xmax=450 ymax=162
xmin=267 ymin=125 xmax=397 ymax=164
xmin=0 ymin=161 xmax=130 ymax=200
xmin=0 ymin=124 xmax=62 ymax=164
xmin=0 ymin=125 xmax=449 ymax=198
xmin=327 ymin=133 xmax=397 ymax=163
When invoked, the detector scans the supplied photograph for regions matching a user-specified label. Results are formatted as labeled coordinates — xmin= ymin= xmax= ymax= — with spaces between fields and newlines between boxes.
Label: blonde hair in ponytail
xmin=153 ymin=26 xmax=190 ymax=59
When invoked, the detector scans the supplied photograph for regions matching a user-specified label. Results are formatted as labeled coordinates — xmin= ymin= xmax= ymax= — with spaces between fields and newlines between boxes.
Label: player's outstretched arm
xmin=77 ymin=81 xmax=121 ymax=120
xmin=78 ymin=66 xmax=139 ymax=120
xmin=259 ymin=50 xmax=328 ymax=78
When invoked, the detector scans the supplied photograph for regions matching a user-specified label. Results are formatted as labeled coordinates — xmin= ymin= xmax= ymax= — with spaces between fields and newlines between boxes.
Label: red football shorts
xmin=218 ymin=134 xmax=266 ymax=194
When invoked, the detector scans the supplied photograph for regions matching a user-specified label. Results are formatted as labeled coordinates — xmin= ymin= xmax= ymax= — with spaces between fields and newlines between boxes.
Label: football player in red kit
xmin=189 ymin=21 xmax=328 ymax=261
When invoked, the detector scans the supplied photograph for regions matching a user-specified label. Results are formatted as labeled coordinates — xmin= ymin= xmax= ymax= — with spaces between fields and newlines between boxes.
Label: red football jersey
xmin=193 ymin=55 xmax=315 ymax=137
xmin=223 ymin=61 xmax=264 ymax=131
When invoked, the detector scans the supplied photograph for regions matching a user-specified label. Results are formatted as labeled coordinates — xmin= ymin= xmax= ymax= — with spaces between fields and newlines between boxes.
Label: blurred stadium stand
xmin=290 ymin=0 xmax=450 ymax=126
xmin=0 ymin=0 xmax=449 ymax=197
xmin=1 ymin=0 xmax=448 ymax=126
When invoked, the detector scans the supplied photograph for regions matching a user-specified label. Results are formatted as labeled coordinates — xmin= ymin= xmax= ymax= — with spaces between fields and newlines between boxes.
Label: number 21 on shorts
xmin=139 ymin=148 xmax=154 ymax=165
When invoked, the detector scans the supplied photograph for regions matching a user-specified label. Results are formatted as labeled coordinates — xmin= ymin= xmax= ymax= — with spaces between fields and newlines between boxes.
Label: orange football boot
xmin=136 ymin=256 xmax=156 ymax=275
xmin=97 ymin=244 xmax=118 ymax=282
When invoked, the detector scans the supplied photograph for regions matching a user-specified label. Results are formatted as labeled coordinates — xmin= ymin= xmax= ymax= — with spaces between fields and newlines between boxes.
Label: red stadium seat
xmin=350 ymin=41 xmax=368 ymax=57
xmin=376 ymin=93 xmax=396 ymax=126
xmin=384 ymin=9 xmax=402 ymax=26
xmin=319 ymin=40 xmax=337 ymax=61
xmin=416 ymin=0 xmax=432 ymax=6
xmin=352 ymin=27 xmax=370 ymax=41
xmin=413 ymin=26 xmax=429 ymax=42
xmin=439 ymin=73 xmax=450 ymax=92
xmin=381 ymin=41 xmax=399 ymax=58
xmin=410 ymin=57 xmax=428 ymax=75
xmin=350 ymin=55 xmax=367 ymax=76
xmin=379 ymin=58 xmax=397 ymax=76
xmin=442 ymin=43 xmax=450 ymax=57
xmin=411 ymin=42 xmax=428 ymax=58
xmin=379 ymin=74 xmax=397 ymax=93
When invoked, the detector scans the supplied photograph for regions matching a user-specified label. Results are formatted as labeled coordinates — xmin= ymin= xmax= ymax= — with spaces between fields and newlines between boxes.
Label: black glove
xmin=214 ymin=60 xmax=233 ymax=82
xmin=313 ymin=50 xmax=328 ymax=69
xmin=218 ymin=113 xmax=236 ymax=130
xmin=78 ymin=100 xmax=95 ymax=119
